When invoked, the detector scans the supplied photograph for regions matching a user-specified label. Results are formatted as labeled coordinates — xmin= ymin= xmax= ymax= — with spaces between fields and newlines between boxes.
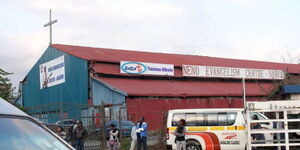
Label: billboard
xmin=39 ymin=56 xmax=65 ymax=89
xmin=120 ymin=61 xmax=174 ymax=76
xmin=182 ymin=65 xmax=285 ymax=80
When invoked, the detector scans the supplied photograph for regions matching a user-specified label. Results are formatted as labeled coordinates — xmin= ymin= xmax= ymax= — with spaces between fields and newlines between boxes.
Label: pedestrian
xmin=130 ymin=122 xmax=138 ymax=150
xmin=73 ymin=121 xmax=88 ymax=150
xmin=251 ymin=115 xmax=265 ymax=150
xmin=56 ymin=126 xmax=67 ymax=141
xmin=69 ymin=120 xmax=78 ymax=147
xmin=175 ymin=119 xmax=186 ymax=150
xmin=108 ymin=124 xmax=119 ymax=150
xmin=136 ymin=117 xmax=147 ymax=150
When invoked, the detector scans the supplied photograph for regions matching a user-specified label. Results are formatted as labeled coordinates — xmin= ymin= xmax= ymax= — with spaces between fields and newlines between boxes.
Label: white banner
xmin=182 ymin=65 xmax=285 ymax=80
xmin=120 ymin=61 xmax=174 ymax=76
xmin=247 ymin=100 xmax=300 ymax=111
xmin=39 ymin=56 xmax=65 ymax=89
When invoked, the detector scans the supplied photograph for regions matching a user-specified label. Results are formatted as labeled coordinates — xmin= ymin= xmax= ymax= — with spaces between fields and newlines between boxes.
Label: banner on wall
xmin=182 ymin=65 xmax=285 ymax=80
xmin=120 ymin=61 xmax=174 ymax=76
xmin=39 ymin=56 xmax=65 ymax=89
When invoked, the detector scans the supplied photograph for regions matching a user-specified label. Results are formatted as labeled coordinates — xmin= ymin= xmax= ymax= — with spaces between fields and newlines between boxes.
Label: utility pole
xmin=44 ymin=9 xmax=58 ymax=45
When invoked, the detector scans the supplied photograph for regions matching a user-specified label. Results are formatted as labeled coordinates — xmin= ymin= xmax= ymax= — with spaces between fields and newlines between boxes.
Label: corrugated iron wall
xmin=22 ymin=46 xmax=89 ymax=123
xmin=127 ymin=97 xmax=263 ymax=131
xmin=91 ymin=77 xmax=127 ymax=120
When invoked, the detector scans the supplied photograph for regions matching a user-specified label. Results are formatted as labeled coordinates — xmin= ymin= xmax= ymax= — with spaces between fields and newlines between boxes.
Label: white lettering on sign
xmin=182 ymin=65 xmax=285 ymax=80
xmin=120 ymin=61 xmax=174 ymax=76
xmin=39 ymin=56 xmax=65 ymax=89
xmin=247 ymin=100 xmax=300 ymax=111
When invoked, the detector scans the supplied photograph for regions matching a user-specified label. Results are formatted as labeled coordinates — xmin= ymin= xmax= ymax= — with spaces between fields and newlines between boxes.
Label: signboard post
xmin=39 ymin=56 xmax=65 ymax=89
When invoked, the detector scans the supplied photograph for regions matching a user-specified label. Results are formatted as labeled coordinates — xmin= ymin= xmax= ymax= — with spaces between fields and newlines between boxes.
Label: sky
xmin=1 ymin=0 xmax=300 ymax=90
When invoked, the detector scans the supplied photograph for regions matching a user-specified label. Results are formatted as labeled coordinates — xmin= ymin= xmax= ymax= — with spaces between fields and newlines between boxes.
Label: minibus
xmin=166 ymin=108 xmax=272 ymax=150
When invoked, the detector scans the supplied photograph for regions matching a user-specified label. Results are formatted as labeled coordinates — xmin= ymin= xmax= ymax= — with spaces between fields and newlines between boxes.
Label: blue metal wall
xmin=91 ymin=77 xmax=127 ymax=120
xmin=281 ymin=85 xmax=300 ymax=94
xmin=22 ymin=46 xmax=89 ymax=122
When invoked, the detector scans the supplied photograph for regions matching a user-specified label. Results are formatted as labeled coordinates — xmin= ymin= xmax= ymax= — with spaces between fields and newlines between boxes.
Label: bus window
xmin=206 ymin=113 xmax=218 ymax=126
xmin=172 ymin=113 xmax=185 ymax=126
xmin=228 ymin=112 xmax=237 ymax=125
xmin=196 ymin=113 xmax=204 ymax=126
xmin=218 ymin=112 xmax=228 ymax=126
xmin=186 ymin=113 xmax=197 ymax=126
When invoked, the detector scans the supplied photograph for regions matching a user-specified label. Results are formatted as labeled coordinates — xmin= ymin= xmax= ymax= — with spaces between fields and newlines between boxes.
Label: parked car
xmin=55 ymin=119 xmax=78 ymax=127
xmin=95 ymin=120 xmax=135 ymax=137
xmin=107 ymin=120 xmax=135 ymax=137
xmin=0 ymin=97 xmax=74 ymax=150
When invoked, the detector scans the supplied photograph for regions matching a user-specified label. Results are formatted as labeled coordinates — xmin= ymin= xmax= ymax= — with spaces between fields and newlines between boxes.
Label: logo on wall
xmin=120 ymin=61 xmax=174 ymax=76
xmin=39 ymin=56 xmax=65 ymax=89
xmin=121 ymin=62 xmax=147 ymax=74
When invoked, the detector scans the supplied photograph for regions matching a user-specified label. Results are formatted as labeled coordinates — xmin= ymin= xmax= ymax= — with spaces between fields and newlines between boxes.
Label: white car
xmin=0 ymin=97 xmax=74 ymax=150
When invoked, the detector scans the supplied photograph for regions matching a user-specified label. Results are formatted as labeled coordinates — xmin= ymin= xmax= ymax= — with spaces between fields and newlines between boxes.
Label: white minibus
xmin=166 ymin=108 xmax=272 ymax=150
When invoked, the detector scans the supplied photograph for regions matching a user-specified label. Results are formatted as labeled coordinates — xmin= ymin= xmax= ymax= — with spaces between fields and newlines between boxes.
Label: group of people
xmin=56 ymin=121 xmax=88 ymax=150
xmin=107 ymin=117 xmax=148 ymax=150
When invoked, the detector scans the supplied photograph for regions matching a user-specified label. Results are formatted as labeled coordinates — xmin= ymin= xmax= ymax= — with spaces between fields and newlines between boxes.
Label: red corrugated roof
xmin=52 ymin=44 xmax=300 ymax=74
xmin=96 ymin=77 xmax=274 ymax=97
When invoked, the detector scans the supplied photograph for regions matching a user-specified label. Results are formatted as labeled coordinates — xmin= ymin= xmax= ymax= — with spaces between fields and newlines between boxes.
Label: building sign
xmin=182 ymin=65 xmax=285 ymax=80
xmin=247 ymin=100 xmax=300 ymax=111
xmin=120 ymin=61 xmax=174 ymax=76
xmin=40 ymin=56 xmax=65 ymax=89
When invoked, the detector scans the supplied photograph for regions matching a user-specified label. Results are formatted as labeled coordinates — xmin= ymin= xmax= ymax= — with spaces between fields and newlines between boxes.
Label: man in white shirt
xmin=130 ymin=123 xmax=137 ymax=150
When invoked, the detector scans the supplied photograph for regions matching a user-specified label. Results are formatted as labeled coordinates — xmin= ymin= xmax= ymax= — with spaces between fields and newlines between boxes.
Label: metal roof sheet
xmin=96 ymin=77 xmax=274 ymax=97
xmin=52 ymin=44 xmax=300 ymax=74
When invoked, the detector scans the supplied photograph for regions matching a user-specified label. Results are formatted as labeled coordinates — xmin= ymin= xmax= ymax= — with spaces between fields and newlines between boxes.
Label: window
xmin=172 ymin=113 xmax=185 ymax=126
xmin=196 ymin=113 xmax=204 ymax=126
xmin=186 ymin=113 xmax=197 ymax=126
xmin=172 ymin=112 xmax=238 ymax=127
xmin=218 ymin=113 xmax=228 ymax=126
xmin=0 ymin=117 xmax=71 ymax=150
xmin=206 ymin=113 xmax=218 ymax=126
xmin=228 ymin=112 xmax=237 ymax=125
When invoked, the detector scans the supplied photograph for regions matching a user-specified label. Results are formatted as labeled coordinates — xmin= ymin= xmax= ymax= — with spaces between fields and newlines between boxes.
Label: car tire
xmin=186 ymin=143 xmax=201 ymax=150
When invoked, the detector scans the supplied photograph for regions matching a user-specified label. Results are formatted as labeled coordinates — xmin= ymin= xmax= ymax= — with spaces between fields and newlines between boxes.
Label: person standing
xmin=136 ymin=117 xmax=148 ymax=150
xmin=175 ymin=119 xmax=186 ymax=150
xmin=56 ymin=126 xmax=67 ymax=141
xmin=73 ymin=121 xmax=88 ymax=150
xmin=130 ymin=122 xmax=137 ymax=150
xmin=251 ymin=115 xmax=265 ymax=150
xmin=108 ymin=124 xmax=119 ymax=150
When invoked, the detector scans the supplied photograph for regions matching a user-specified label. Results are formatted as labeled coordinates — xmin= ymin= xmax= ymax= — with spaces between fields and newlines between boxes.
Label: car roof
xmin=0 ymin=97 xmax=28 ymax=116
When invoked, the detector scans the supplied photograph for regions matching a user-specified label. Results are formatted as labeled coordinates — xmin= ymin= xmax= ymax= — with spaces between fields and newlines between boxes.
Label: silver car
xmin=0 ymin=97 xmax=74 ymax=150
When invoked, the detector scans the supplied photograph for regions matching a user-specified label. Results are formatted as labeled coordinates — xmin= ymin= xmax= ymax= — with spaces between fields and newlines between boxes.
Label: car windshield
xmin=63 ymin=121 xmax=74 ymax=124
xmin=122 ymin=121 xmax=134 ymax=126
xmin=0 ymin=117 xmax=71 ymax=150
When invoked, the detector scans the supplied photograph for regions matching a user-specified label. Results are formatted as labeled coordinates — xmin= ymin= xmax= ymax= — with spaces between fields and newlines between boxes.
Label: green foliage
xmin=0 ymin=68 xmax=15 ymax=102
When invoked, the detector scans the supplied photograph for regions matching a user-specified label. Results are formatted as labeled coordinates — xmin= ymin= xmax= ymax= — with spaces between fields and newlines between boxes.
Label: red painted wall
xmin=126 ymin=97 xmax=264 ymax=131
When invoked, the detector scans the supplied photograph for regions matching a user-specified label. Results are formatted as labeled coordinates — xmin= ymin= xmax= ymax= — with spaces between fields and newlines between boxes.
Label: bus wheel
xmin=186 ymin=143 xmax=200 ymax=150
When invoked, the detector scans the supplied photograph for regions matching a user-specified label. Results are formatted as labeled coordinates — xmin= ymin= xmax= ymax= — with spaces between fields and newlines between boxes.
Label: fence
xmin=25 ymin=102 xmax=128 ymax=149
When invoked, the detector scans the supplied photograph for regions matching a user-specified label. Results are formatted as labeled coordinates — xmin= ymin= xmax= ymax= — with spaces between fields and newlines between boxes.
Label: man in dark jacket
xmin=73 ymin=121 xmax=88 ymax=150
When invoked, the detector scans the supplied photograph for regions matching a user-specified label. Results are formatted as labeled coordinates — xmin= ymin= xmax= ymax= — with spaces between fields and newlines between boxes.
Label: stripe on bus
xmin=186 ymin=132 xmax=221 ymax=150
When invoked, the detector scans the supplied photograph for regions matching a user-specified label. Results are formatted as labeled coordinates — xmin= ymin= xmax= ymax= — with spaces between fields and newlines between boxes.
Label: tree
xmin=0 ymin=68 xmax=15 ymax=102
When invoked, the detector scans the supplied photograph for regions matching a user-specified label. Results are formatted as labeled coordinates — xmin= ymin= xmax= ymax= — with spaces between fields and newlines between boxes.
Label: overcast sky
xmin=1 ymin=0 xmax=300 ymax=89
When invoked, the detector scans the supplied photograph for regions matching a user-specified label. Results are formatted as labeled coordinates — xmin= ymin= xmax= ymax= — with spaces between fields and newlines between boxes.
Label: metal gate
xmin=246 ymin=100 xmax=300 ymax=150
